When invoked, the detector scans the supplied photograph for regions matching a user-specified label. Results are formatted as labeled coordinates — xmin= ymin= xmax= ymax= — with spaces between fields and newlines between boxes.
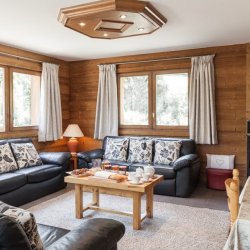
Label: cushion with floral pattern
xmin=0 ymin=201 xmax=44 ymax=250
xmin=154 ymin=140 xmax=182 ymax=165
xmin=104 ymin=137 xmax=129 ymax=161
xmin=0 ymin=143 xmax=18 ymax=173
xmin=128 ymin=138 xmax=153 ymax=163
xmin=11 ymin=143 xmax=43 ymax=169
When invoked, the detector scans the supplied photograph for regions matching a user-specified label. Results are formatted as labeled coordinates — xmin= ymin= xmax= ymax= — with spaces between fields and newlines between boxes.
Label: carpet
xmin=29 ymin=190 xmax=229 ymax=250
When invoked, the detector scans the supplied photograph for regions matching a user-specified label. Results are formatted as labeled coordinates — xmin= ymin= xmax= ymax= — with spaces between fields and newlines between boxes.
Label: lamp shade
xmin=63 ymin=124 xmax=84 ymax=138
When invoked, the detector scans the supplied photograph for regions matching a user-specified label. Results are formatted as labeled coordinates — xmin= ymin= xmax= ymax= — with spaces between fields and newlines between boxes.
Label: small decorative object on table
xmin=101 ymin=160 xmax=111 ymax=171
xmin=144 ymin=164 xmax=155 ymax=178
xmin=119 ymin=166 xmax=127 ymax=175
xmin=92 ymin=158 xmax=102 ymax=168
xmin=112 ymin=165 xmax=119 ymax=173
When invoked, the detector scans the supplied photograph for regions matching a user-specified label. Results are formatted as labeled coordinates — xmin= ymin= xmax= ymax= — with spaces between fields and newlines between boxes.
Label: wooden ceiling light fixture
xmin=58 ymin=0 xmax=167 ymax=39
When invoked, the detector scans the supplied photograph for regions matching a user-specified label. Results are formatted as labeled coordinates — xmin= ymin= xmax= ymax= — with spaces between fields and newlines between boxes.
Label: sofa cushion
xmin=11 ymin=143 xmax=43 ymax=169
xmin=0 ymin=201 xmax=43 ymax=250
xmin=16 ymin=165 xmax=62 ymax=183
xmin=0 ymin=143 xmax=18 ymax=173
xmin=107 ymin=160 xmax=131 ymax=168
xmin=0 ymin=173 xmax=27 ymax=195
xmin=0 ymin=213 xmax=32 ymax=249
xmin=104 ymin=137 xmax=129 ymax=161
xmin=154 ymin=140 xmax=181 ymax=165
xmin=128 ymin=138 xmax=153 ymax=164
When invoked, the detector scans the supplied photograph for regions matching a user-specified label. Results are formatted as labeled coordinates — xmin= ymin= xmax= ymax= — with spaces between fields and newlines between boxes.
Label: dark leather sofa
xmin=0 ymin=138 xmax=71 ymax=206
xmin=0 ymin=213 xmax=125 ymax=250
xmin=77 ymin=136 xmax=200 ymax=197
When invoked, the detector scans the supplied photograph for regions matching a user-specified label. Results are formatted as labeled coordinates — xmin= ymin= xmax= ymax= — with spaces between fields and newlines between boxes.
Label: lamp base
xmin=67 ymin=138 xmax=79 ymax=154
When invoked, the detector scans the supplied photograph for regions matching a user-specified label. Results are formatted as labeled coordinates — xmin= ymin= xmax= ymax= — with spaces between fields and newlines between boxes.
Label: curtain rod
xmin=0 ymin=51 xmax=58 ymax=65
xmin=97 ymin=56 xmax=192 ymax=66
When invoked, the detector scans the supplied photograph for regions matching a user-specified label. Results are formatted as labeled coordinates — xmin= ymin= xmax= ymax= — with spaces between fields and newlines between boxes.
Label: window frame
xmin=118 ymin=72 xmax=153 ymax=129
xmin=118 ymin=69 xmax=190 ymax=136
xmin=10 ymin=67 xmax=41 ymax=131
xmin=152 ymin=69 xmax=189 ymax=131
xmin=0 ymin=66 xmax=8 ymax=132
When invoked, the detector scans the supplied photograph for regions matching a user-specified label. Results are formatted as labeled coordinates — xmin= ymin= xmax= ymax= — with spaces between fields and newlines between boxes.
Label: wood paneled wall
xmin=70 ymin=44 xmax=248 ymax=184
xmin=0 ymin=44 xmax=70 ymax=152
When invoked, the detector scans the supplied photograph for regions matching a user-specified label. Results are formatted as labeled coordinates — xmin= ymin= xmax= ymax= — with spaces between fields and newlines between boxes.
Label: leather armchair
xmin=0 ymin=213 xmax=125 ymax=250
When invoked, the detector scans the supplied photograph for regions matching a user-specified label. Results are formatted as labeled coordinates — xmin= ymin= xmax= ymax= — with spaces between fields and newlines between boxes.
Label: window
xmin=0 ymin=67 xmax=5 ymax=132
xmin=119 ymin=70 xmax=189 ymax=135
xmin=119 ymin=74 xmax=149 ymax=126
xmin=11 ymin=70 xmax=40 ymax=128
xmin=155 ymin=72 xmax=188 ymax=127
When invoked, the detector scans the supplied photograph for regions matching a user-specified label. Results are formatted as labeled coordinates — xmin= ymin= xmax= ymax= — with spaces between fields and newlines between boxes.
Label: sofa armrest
xmin=47 ymin=218 xmax=125 ymax=250
xmin=39 ymin=152 xmax=71 ymax=167
xmin=77 ymin=149 xmax=105 ymax=163
xmin=173 ymin=154 xmax=199 ymax=171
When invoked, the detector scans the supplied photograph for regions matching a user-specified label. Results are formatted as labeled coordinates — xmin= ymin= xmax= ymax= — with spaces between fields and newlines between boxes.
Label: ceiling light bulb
xmin=103 ymin=33 xmax=109 ymax=37
xmin=79 ymin=22 xmax=86 ymax=27
xmin=138 ymin=28 xmax=144 ymax=31
xmin=120 ymin=14 xmax=127 ymax=19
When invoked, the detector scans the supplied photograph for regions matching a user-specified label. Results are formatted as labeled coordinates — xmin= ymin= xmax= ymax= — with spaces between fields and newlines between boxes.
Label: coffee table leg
xmin=93 ymin=188 xmax=99 ymax=206
xmin=146 ymin=187 xmax=154 ymax=218
xmin=133 ymin=192 xmax=141 ymax=230
xmin=75 ymin=184 xmax=83 ymax=219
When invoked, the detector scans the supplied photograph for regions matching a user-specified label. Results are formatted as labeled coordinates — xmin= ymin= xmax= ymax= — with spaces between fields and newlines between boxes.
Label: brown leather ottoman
xmin=206 ymin=168 xmax=233 ymax=190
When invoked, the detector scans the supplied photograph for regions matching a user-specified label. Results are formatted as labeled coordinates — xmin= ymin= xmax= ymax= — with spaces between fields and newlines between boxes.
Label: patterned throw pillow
xmin=0 ymin=143 xmax=18 ymax=173
xmin=0 ymin=201 xmax=44 ymax=250
xmin=11 ymin=143 xmax=43 ymax=169
xmin=128 ymin=138 xmax=153 ymax=163
xmin=104 ymin=138 xmax=129 ymax=161
xmin=154 ymin=140 xmax=182 ymax=165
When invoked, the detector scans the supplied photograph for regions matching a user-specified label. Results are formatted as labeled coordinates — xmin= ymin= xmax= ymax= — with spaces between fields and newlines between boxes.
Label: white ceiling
xmin=1 ymin=0 xmax=250 ymax=61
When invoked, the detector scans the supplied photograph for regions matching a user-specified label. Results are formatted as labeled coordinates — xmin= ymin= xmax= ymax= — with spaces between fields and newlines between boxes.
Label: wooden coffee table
xmin=64 ymin=174 xmax=163 ymax=230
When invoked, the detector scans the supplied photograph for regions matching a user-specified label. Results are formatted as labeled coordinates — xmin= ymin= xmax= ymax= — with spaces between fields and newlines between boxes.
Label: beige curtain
xmin=94 ymin=64 xmax=118 ymax=140
xmin=189 ymin=55 xmax=218 ymax=144
xmin=38 ymin=63 xmax=62 ymax=142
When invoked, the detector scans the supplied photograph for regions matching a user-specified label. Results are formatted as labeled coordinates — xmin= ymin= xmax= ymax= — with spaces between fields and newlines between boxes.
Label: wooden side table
xmin=70 ymin=154 xmax=78 ymax=170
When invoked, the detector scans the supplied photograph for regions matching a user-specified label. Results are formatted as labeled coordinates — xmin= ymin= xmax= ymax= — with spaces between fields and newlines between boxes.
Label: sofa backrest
xmin=102 ymin=136 xmax=197 ymax=161
xmin=0 ymin=138 xmax=32 ymax=146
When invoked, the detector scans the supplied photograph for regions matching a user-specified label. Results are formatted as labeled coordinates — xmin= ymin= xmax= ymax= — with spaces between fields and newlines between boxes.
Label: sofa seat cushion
xmin=129 ymin=163 xmax=176 ymax=179
xmin=107 ymin=160 xmax=131 ymax=168
xmin=38 ymin=223 xmax=69 ymax=248
xmin=16 ymin=164 xmax=62 ymax=183
xmin=0 ymin=173 xmax=27 ymax=195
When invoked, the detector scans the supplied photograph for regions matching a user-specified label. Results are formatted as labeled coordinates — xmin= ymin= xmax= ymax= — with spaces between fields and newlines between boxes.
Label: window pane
xmin=13 ymin=72 xmax=40 ymax=127
xmin=156 ymin=73 xmax=188 ymax=126
xmin=120 ymin=75 xmax=148 ymax=125
xmin=0 ymin=68 xmax=5 ymax=132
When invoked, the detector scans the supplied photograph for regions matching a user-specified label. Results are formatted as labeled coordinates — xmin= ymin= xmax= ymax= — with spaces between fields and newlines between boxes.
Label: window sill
xmin=119 ymin=127 xmax=189 ymax=137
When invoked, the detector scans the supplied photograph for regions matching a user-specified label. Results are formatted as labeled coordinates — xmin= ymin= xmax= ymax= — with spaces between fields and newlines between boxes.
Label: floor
xmin=22 ymin=181 xmax=228 ymax=211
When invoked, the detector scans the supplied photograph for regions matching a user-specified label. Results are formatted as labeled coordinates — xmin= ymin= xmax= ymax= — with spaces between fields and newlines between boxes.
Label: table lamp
xmin=63 ymin=124 xmax=84 ymax=155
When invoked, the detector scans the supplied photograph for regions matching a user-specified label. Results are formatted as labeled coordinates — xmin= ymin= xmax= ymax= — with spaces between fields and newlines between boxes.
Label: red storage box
xmin=206 ymin=168 xmax=233 ymax=190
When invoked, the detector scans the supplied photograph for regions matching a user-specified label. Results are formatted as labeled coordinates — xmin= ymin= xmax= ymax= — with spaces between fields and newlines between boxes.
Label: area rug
xmin=29 ymin=191 xmax=229 ymax=250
